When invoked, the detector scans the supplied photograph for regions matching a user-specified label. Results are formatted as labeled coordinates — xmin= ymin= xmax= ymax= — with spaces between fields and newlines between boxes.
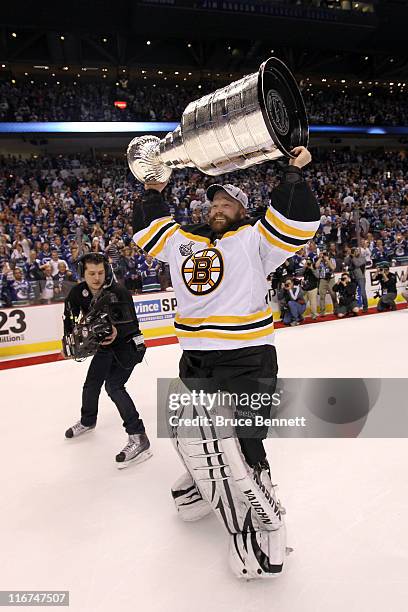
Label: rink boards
xmin=0 ymin=266 xmax=407 ymax=357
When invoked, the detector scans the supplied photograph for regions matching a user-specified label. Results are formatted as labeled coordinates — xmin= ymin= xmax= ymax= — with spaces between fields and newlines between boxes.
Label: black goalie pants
xmin=179 ymin=344 xmax=278 ymax=467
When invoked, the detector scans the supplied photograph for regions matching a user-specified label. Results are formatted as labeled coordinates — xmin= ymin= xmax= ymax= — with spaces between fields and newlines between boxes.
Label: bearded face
xmin=208 ymin=192 xmax=246 ymax=234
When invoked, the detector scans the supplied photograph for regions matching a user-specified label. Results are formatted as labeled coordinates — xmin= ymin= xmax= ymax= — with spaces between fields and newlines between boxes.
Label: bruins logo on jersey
xmin=181 ymin=248 xmax=224 ymax=295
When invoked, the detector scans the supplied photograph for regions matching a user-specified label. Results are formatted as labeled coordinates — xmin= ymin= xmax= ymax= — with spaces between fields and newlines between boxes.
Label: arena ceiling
xmin=0 ymin=0 xmax=407 ymax=81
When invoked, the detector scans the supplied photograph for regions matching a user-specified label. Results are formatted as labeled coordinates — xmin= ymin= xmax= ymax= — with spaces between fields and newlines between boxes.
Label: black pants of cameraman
xmin=179 ymin=344 xmax=278 ymax=467
xmin=81 ymin=340 xmax=145 ymax=434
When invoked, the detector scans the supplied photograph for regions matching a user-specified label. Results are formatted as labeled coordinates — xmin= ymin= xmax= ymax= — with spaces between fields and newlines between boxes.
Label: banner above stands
xmin=0 ymin=266 xmax=407 ymax=358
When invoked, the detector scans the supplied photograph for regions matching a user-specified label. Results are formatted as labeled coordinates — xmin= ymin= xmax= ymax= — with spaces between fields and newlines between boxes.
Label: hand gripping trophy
xmin=128 ymin=58 xmax=320 ymax=580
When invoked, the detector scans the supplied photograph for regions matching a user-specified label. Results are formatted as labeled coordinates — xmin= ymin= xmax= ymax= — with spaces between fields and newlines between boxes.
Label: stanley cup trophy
xmin=127 ymin=57 xmax=308 ymax=183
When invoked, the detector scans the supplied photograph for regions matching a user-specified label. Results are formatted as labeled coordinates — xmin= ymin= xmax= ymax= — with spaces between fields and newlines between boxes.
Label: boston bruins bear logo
xmin=181 ymin=248 xmax=224 ymax=295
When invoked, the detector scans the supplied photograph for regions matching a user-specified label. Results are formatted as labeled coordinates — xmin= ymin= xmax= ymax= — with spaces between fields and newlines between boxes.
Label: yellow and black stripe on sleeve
xmin=257 ymin=207 xmax=319 ymax=253
xmin=133 ymin=216 xmax=180 ymax=258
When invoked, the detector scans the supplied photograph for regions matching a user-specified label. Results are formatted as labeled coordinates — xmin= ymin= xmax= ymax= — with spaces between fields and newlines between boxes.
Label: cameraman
xmin=374 ymin=266 xmax=397 ymax=312
xmin=333 ymin=273 xmax=359 ymax=318
xmin=277 ymin=277 xmax=306 ymax=326
xmin=316 ymin=251 xmax=337 ymax=316
xmin=344 ymin=247 xmax=368 ymax=312
xmin=301 ymin=257 xmax=319 ymax=320
xmin=62 ymin=253 xmax=150 ymax=469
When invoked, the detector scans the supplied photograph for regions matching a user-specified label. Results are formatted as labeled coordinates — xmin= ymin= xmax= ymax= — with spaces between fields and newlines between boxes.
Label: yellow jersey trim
xmin=175 ymin=307 xmax=273 ymax=326
xmin=149 ymin=224 xmax=180 ymax=257
xmin=221 ymin=225 xmax=252 ymax=240
xmin=266 ymin=208 xmax=316 ymax=239
xmin=178 ymin=229 xmax=211 ymax=244
xmin=138 ymin=217 xmax=175 ymax=248
xmin=258 ymin=224 xmax=302 ymax=253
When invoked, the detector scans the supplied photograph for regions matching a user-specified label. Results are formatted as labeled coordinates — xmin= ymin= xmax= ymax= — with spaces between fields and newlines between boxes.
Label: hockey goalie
xmin=132 ymin=146 xmax=320 ymax=579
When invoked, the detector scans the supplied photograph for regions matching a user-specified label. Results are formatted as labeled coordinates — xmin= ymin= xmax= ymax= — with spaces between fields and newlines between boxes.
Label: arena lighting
xmin=60 ymin=36 xmax=65 ymax=41
xmin=0 ymin=122 xmax=179 ymax=133
xmin=33 ymin=65 xmax=49 ymax=69
xmin=114 ymin=101 xmax=127 ymax=109
xmin=1 ymin=123 xmax=408 ymax=135
xmin=146 ymin=41 xmax=151 ymax=45
xmin=102 ymin=38 xmax=107 ymax=43
xmin=11 ymin=32 xmax=17 ymax=38
xmin=1 ymin=64 xmax=5 ymax=68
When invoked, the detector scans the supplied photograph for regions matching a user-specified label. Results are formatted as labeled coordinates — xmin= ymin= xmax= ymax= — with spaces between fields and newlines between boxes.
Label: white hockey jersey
xmin=133 ymin=178 xmax=320 ymax=351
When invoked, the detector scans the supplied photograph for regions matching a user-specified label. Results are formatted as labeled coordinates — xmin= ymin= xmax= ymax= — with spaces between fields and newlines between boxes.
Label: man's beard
xmin=209 ymin=213 xmax=241 ymax=234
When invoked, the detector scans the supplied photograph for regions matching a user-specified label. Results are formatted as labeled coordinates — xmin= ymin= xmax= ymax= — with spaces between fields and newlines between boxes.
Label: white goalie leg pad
xmin=229 ymin=524 xmax=287 ymax=580
xmin=221 ymin=437 xmax=284 ymax=532
xmin=171 ymin=472 xmax=212 ymax=522
xmin=167 ymin=377 xmax=289 ymax=579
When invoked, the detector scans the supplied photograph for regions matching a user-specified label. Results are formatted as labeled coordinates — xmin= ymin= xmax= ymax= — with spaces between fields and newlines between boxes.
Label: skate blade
xmin=116 ymin=449 xmax=153 ymax=470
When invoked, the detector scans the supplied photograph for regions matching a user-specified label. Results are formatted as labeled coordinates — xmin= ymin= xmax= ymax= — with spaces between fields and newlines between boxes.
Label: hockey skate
xmin=65 ymin=421 xmax=96 ymax=439
xmin=115 ymin=433 xmax=152 ymax=469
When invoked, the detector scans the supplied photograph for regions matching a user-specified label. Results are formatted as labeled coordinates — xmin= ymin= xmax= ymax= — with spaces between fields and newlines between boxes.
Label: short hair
xmin=82 ymin=253 xmax=107 ymax=271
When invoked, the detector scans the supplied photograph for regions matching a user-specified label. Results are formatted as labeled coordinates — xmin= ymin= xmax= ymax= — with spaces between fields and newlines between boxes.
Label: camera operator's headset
xmin=77 ymin=253 xmax=115 ymax=288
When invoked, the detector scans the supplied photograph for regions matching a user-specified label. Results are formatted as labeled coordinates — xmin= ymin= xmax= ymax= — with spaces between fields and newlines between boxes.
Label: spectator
xmin=25 ymin=250 xmax=44 ymax=301
xmin=40 ymin=263 xmax=55 ymax=303
xmin=53 ymin=261 xmax=74 ymax=300
xmin=0 ymin=266 xmax=12 ymax=306
xmin=48 ymin=249 xmax=68 ymax=276
xmin=139 ymin=255 xmax=161 ymax=292
xmin=359 ymin=238 xmax=373 ymax=268
xmin=8 ymin=267 xmax=29 ymax=304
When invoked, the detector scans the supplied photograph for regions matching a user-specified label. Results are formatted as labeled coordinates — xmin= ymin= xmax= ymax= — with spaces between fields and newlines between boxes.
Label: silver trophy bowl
xmin=127 ymin=57 xmax=308 ymax=183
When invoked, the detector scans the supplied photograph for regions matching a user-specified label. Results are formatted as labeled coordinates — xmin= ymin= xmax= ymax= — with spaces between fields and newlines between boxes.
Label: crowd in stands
xmin=0 ymin=79 xmax=407 ymax=125
xmin=0 ymin=149 xmax=407 ymax=311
